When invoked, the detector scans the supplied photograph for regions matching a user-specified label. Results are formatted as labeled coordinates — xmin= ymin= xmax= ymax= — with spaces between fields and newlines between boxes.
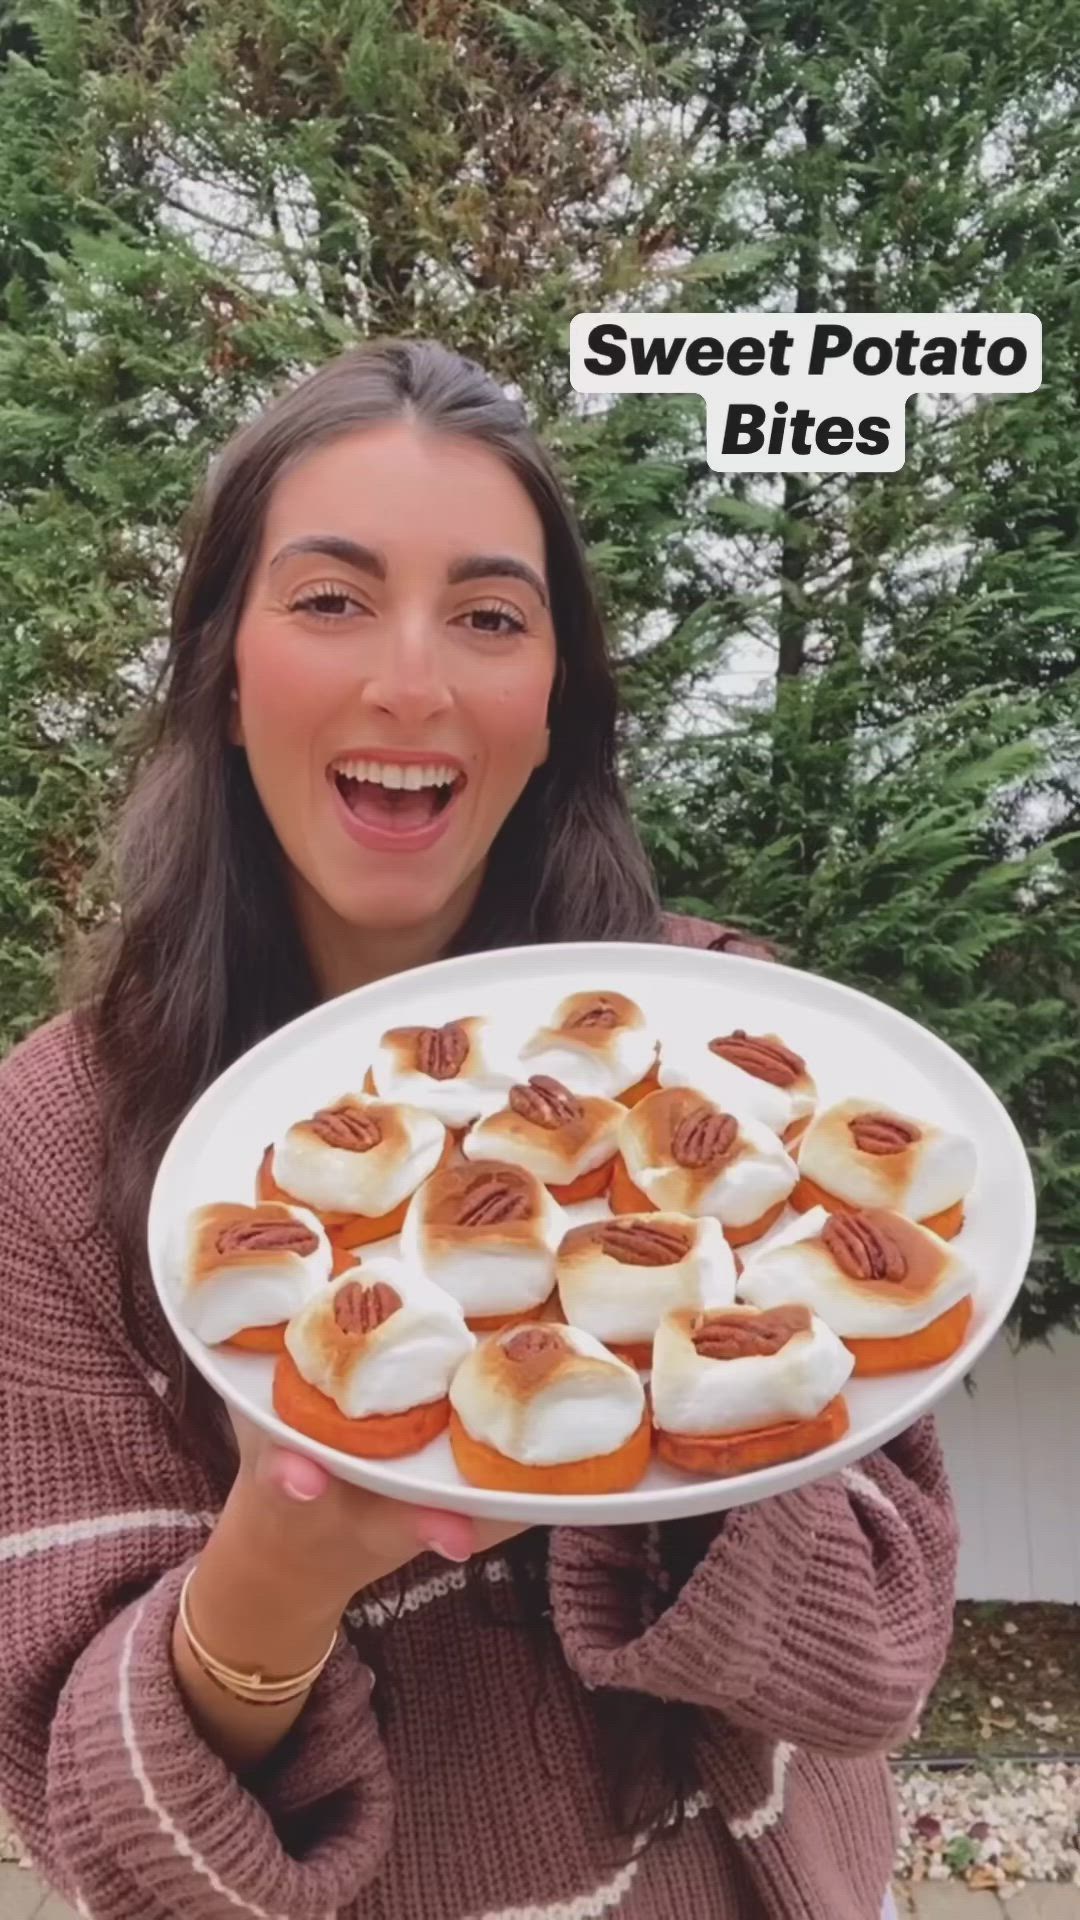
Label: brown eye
xmin=458 ymin=601 xmax=527 ymax=637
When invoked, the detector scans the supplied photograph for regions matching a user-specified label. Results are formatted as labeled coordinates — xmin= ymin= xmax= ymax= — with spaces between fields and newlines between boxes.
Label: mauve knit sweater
xmin=0 ymin=918 xmax=959 ymax=1920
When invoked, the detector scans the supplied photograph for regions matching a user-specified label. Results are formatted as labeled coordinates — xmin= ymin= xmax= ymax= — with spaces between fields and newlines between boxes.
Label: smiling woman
xmin=0 ymin=339 xmax=955 ymax=1920
xmin=226 ymin=424 xmax=559 ymax=987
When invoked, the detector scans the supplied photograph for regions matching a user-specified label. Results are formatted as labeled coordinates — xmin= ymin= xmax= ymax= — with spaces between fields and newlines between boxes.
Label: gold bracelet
xmin=178 ymin=1568 xmax=340 ymax=1707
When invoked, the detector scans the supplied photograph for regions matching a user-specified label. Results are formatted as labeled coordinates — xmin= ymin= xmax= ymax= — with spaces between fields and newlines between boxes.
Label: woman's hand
xmin=172 ymin=1408 xmax=527 ymax=1773
xmin=227 ymin=1405 xmax=525 ymax=1593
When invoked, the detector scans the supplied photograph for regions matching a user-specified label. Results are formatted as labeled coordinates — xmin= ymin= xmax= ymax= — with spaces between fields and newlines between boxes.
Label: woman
xmin=0 ymin=339 xmax=951 ymax=1919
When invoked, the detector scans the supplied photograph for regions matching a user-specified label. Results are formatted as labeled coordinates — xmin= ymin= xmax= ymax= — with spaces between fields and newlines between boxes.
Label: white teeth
xmin=332 ymin=757 xmax=459 ymax=789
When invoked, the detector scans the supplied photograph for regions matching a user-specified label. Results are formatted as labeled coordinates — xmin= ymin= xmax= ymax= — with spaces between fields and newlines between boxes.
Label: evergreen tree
xmin=615 ymin=0 xmax=1080 ymax=1336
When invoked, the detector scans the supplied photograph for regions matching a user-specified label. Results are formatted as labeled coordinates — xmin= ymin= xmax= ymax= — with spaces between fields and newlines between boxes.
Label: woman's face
xmin=232 ymin=423 xmax=557 ymax=944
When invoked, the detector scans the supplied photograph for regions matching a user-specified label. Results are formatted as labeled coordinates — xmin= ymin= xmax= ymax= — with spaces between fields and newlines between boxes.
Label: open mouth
xmin=330 ymin=756 xmax=466 ymax=833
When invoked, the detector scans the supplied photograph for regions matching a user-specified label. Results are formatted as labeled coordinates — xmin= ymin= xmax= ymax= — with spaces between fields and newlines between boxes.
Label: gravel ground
xmin=895 ymin=1761 xmax=1080 ymax=1895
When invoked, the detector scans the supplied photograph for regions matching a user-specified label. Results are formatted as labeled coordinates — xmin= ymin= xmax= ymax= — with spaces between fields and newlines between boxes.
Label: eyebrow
xmin=269 ymin=535 xmax=549 ymax=609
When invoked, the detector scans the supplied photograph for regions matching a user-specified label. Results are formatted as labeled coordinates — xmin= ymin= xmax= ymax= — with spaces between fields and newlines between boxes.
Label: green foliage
xmin=943 ymin=1834 xmax=979 ymax=1873
xmin=621 ymin=0 xmax=1080 ymax=1338
xmin=1 ymin=0 xmax=1078 ymax=1334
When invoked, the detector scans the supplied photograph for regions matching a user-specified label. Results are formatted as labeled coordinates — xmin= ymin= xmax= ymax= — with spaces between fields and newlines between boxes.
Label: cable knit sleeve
xmin=548 ymin=1421 xmax=958 ymax=1758
xmin=0 ymin=1063 xmax=394 ymax=1918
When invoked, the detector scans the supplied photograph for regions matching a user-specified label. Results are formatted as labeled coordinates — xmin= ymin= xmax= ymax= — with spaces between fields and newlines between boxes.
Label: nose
xmin=357 ymin=624 xmax=454 ymax=729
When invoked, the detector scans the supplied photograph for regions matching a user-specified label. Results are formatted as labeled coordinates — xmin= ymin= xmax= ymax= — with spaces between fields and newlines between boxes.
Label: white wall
xmin=933 ymin=1329 xmax=1080 ymax=1603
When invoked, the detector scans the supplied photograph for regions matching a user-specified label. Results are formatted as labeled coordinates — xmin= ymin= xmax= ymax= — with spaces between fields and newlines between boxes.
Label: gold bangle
xmin=178 ymin=1568 xmax=340 ymax=1706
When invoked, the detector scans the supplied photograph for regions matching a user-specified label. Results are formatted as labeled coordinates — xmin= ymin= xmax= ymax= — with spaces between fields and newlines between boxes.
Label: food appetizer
xmin=555 ymin=1213 xmax=736 ymax=1368
xmin=519 ymin=991 xmax=658 ymax=1106
xmin=170 ymin=965 xmax=992 ymax=1507
xmin=176 ymin=1201 xmax=332 ymax=1352
xmin=369 ymin=1015 xmax=516 ymax=1127
xmin=792 ymin=1098 xmax=976 ymax=1239
xmin=738 ymin=1205 xmax=974 ymax=1374
xmin=659 ymin=1027 xmax=816 ymax=1143
xmin=651 ymin=1303 xmax=853 ymax=1475
xmin=462 ymin=1075 xmax=623 ymax=1203
xmin=399 ymin=1161 xmax=569 ymax=1330
xmin=611 ymin=1088 xmax=798 ymax=1245
xmin=257 ymin=1092 xmax=448 ymax=1254
xmin=448 ymin=1323 xmax=650 ymax=1493
xmin=273 ymin=1261 xmax=474 ymax=1457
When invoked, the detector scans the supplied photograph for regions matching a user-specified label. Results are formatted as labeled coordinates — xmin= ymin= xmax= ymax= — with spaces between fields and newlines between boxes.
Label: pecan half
xmin=215 ymin=1217 xmax=319 ymax=1258
xmin=310 ymin=1105 xmax=383 ymax=1151
xmin=600 ymin=1219 xmax=692 ymax=1266
xmin=849 ymin=1112 xmax=922 ymax=1155
xmin=416 ymin=1021 xmax=469 ymax=1080
xmin=333 ymin=1279 xmax=402 ymax=1334
xmin=508 ymin=1075 xmax=584 ymax=1129
xmin=823 ymin=1213 xmax=908 ymax=1282
xmin=503 ymin=1324 xmax=565 ymax=1385
xmin=563 ymin=998 xmax=619 ymax=1030
xmin=707 ymin=1029 xmax=805 ymax=1087
xmin=691 ymin=1304 xmax=811 ymax=1360
xmin=671 ymin=1105 xmax=738 ymax=1169
xmin=455 ymin=1170 xmax=533 ymax=1227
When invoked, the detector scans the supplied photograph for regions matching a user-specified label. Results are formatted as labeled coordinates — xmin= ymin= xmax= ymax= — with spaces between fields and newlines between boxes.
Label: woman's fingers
xmin=408 ymin=1505 xmax=483 ymax=1561
xmin=227 ymin=1407 xmax=531 ymax=1564
xmin=257 ymin=1444 xmax=331 ymax=1502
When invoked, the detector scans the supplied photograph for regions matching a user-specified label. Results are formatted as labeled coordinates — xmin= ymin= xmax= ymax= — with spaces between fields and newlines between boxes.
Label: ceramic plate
xmin=147 ymin=942 xmax=1035 ymax=1524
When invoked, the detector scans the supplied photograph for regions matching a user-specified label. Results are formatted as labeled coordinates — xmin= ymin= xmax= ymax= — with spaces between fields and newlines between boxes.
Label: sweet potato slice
xmin=657 ymin=1394 xmax=849 ymax=1477
xmin=606 ymin=1338 xmax=655 ymax=1371
xmin=257 ymin=1135 xmax=455 ymax=1255
xmin=608 ymin=1155 xmax=655 ymax=1214
xmin=449 ymin=1408 xmax=651 ymax=1494
xmin=618 ymin=1066 xmax=661 ymax=1109
xmin=224 ymin=1322 xmax=286 ymax=1354
xmin=791 ymin=1173 xmax=964 ymax=1240
xmin=844 ymin=1295 xmax=973 ymax=1375
xmin=272 ymin=1350 xmax=449 ymax=1457
xmin=722 ymin=1198 xmax=789 ymax=1247
xmin=548 ymin=1158 xmax=615 ymax=1204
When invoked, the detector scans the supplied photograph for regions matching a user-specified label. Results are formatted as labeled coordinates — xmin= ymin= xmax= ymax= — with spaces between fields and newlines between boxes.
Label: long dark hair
xmin=76 ymin=338 xmax=698 ymax=1852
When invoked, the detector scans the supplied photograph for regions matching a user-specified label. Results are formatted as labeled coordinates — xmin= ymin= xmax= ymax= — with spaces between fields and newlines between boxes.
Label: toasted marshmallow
xmin=400 ymin=1162 xmax=569 ymax=1316
xmin=462 ymin=1077 xmax=623 ymax=1185
xmin=659 ymin=1029 xmax=816 ymax=1135
xmin=283 ymin=1258 xmax=474 ymax=1419
xmin=449 ymin=1322 xmax=645 ymax=1466
xmin=797 ymin=1099 xmax=976 ymax=1220
xmin=652 ymin=1303 xmax=853 ymax=1436
xmin=519 ymin=991 xmax=657 ymax=1099
xmin=619 ymin=1089 xmax=797 ymax=1226
xmin=371 ymin=1015 xmax=515 ymax=1127
xmin=556 ymin=1214 xmax=736 ymax=1346
xmin=177 ymin=1202 xmax=331 ymax=1345
xmin=271 ymin=1094 xmax=445 ymax=1216
xmin=739 ymin=1205 xmax=973 ymax=1338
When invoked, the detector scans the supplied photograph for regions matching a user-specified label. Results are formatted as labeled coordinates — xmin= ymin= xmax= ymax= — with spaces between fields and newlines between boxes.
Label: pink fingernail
xmin=420 ymin=1533 xmax=471 ymax=1562
xmin=277 ymin=1458 xmax=325 ymax=1501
